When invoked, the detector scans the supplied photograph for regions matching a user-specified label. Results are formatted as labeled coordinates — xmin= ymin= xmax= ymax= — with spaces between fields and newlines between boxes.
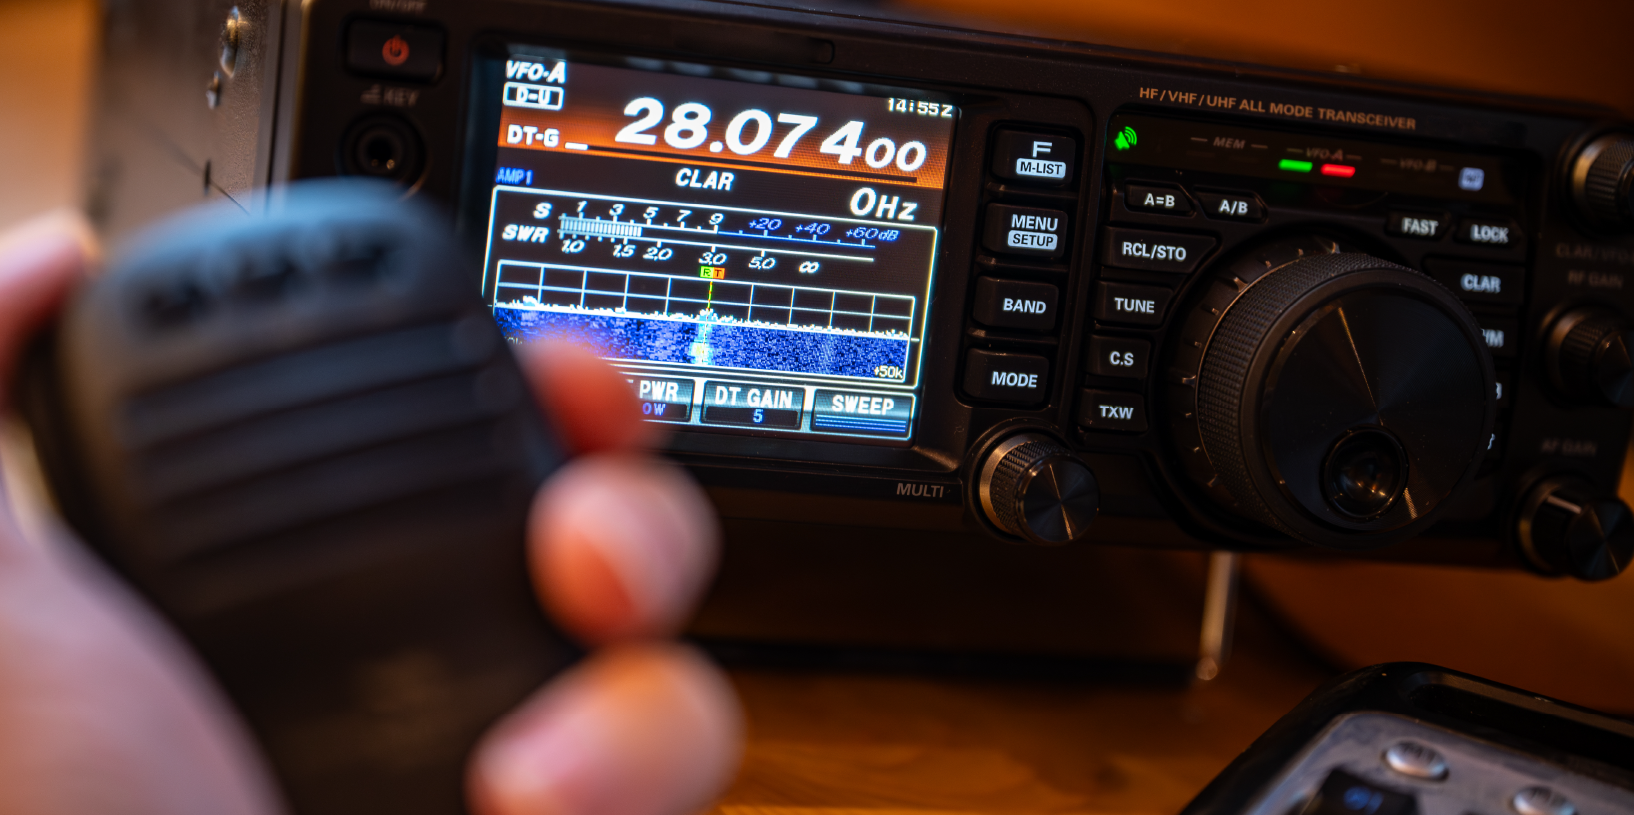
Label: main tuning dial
xmin=1545 ymin=307 xmax=1634 ymax=408
xmin=977 ymin=433 xmax=1099 ymax=544
xmin=1569 ymin=133 xmax=1634 ymax=233
xmin=1168 ymin=236 xmax=1495 ymax=549
xmin=1517 ymin=476 xmax=1634 ymax=581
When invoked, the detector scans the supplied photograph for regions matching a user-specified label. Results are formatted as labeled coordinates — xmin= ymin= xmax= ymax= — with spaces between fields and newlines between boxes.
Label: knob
xmin=1545 ymin=307 xmax=1634 ymax=408
xmin=977 ymin=433 xmax=1099 ymax=544
xmin=1517 ymin=476 xmax=1634 ymax=581
xmin=1170 ymin=236 xmax=1494 ymax=549
xmin=1569 ymin=133 xmax=1634 ymax=233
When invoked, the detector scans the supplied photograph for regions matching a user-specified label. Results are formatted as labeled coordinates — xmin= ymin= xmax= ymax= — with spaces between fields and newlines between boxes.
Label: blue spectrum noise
xmin=493 ymin=305 xmax=910 ymax=380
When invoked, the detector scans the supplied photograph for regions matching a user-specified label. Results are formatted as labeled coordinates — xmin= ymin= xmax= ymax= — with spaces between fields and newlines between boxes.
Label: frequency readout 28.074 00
xmin=612 ymin=98 xmax=939 ymax=173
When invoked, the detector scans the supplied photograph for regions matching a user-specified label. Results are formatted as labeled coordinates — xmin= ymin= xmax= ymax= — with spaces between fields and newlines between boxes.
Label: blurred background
xmin=1 ymin=0 xmax=1631 ymax=789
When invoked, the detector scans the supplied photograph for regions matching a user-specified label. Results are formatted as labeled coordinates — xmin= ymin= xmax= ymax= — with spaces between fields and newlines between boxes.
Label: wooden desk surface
xmin=708 ymin=600 xmax=1332 ymax=815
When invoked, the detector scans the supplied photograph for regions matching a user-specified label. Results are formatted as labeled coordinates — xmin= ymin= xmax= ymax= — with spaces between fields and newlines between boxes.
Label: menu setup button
xmin=1100 ymin=227 xmax=1216 ymax=274
xmin=964 ymin=349 xmax=1050 ymax=404
xmin=630 ymin=377 xmax=695 ymax=423
xmin=700 ymin=381 xmax=804 ymax=429
xmin=991 ymin=130 xmax=1077 ymax=186
xmin=812 ymin=390 xmax=915 ymax=438
xmin=984 ymin=204 xmax=1068 ymax=259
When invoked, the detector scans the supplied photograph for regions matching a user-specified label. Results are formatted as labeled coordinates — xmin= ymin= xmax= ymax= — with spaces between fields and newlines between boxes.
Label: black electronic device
xmin=1180 ymin=663 xmax=1634 ymax=815
xmin=18 ymin=182 xmax=577 ymax=815
xmin=87 ymin=0 xmax=1634 ymax=660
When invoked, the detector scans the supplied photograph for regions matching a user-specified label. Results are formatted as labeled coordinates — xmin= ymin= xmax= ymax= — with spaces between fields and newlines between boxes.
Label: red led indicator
xmin=1321 ymin=163 xmax=1357 ymax=178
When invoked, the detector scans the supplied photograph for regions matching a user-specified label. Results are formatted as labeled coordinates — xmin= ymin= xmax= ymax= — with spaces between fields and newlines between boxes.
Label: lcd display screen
xmin=475 ymin=49 xmax=958 ymax=444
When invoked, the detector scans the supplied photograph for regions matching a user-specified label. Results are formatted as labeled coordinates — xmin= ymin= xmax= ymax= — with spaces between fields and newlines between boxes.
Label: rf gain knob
xmin=1546 ymin=307 xmax=1634 ymax=408
xmin=977 ymin=433 xmax=1099 ymax=544
xmin=1517 ymin=476 xmax=1634 ymax=581
xmin=1569 ymin=133 xmax=1634 ymax=233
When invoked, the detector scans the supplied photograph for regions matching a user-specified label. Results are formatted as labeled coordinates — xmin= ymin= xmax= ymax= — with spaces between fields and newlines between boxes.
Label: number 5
xmin=753 ymin=408 xmax=765 ymax=424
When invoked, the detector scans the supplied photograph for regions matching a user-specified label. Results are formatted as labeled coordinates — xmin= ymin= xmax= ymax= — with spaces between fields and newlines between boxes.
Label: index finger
xmin=0 ymin=210 xmax=98 ymax=405
xmin=515 ymin=341 xmax=664 ymax=454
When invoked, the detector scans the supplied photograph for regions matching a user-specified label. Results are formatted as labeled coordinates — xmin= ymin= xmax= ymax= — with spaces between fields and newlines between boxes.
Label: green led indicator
xmin=1113 ymin=126 xmax=1138 ymax=151
xmin=1279 ymin=159 xmax=1314 ymax=173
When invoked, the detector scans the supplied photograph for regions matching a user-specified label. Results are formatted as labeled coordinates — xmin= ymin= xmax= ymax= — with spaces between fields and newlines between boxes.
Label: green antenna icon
xmin=1113 ymin=126 xmax=1138 ymax=151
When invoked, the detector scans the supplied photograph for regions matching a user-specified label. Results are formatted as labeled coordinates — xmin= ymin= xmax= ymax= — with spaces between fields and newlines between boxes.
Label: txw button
xmin=1077 ymin=390 xmax=1147 ymax=432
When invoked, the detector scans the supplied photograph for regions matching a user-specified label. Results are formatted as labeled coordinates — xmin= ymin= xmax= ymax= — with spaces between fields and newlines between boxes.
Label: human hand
xmin=0 ymin=210 xmax=741 ymax=815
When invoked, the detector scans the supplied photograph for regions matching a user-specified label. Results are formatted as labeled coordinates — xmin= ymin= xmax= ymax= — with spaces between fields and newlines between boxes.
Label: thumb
xmin=0 ymin=209 xmax=97 ymax=406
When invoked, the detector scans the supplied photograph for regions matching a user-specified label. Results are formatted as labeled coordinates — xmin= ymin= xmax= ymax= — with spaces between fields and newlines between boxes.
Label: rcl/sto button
xmin=1101 ymin=227 xmax=1216 ymax=274
xmin=964 ymin=349 xmax=1050 ymax=404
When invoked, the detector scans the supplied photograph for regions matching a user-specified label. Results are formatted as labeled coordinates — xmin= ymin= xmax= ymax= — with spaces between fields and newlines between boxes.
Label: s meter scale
xmin=479 ymin=52 xmax=957 ymax=443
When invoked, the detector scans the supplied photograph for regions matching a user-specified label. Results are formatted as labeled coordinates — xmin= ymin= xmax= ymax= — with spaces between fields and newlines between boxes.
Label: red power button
xmin=381 ymin=35 xmax=411 ymax=66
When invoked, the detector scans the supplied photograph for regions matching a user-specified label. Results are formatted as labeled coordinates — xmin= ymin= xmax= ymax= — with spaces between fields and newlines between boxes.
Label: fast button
xmin=990 ymin=130 xmax=1077 ymax=186
xmin=972 ymin=277 xmax=1059 ymax=331
xmin=964 ymin=349 xmax=1050 ymax=404
xmin=1101 ymin=227 xmax=1216 ymax=274
xmin=984 ymin=204 xmax=1068 ymax=259
xmin=1386 ymin=210 xmax=1450 ymax=239
xmin=346 ymin=20 xmax=446 ymax=81
xmin=1093 ymin=281 xmax=1171 ymax=326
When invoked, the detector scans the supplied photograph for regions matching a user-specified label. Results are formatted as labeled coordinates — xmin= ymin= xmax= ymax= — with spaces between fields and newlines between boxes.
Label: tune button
xmin=1124 ymin=183 xmax=1192 ymax=215
xmin=964 ymin=349 xmax=1050 ymax=404
xmin=1093 ymin=281 xmax=1171 ymax=326
xmin=1100 ymin=227 xmax=1216 ymax=274
xmin=1386 ymin=210 xmax=1451 ymax=240
xmin=1086 ymin=335 xmax=1150 ymax=379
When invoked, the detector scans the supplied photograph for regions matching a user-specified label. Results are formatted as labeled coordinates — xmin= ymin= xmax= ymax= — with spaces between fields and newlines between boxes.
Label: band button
xmin=1125 ymin=183 xmax=1192 ymax=215
xmin=1100 ymin=227 xmax=1216 ymax=274
xmin=964 ymin=349 xmax=1050 ymax=404
xmin=1093 ymin=281 xmax=1172 ymax=327
xmin=1386 ymin=210 xmax=1451 ymax=240
xmin=972 ymin=277 xmax=1060 ymax=331
xmin=1086 ymin=336 xmax=1151 ymax=379
xmin=984 ymin=203 xmax=1069 ymax=259
xmin=1196 ymin=189 xmax=1265 ymax=221
xmin=990 ymin=130 xmax=1077 ymax=186
xmin=1077 ymin=390 xmax=1148 ymax=432
xmin=346 ymin=20 xmax=446 ymax=81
